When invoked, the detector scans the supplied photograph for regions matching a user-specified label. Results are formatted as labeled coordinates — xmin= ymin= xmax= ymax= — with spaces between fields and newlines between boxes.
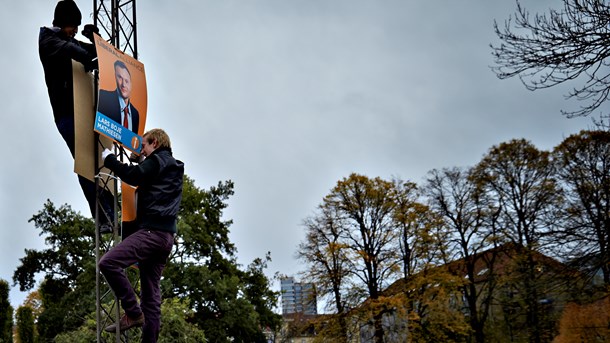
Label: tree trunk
xmin=373 ymin=312 xmax=384 ymax=343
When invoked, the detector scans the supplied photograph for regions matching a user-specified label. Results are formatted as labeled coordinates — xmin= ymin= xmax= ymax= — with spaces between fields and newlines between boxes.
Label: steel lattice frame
xmin=94 ymin=0 xmax=138 ymax=58
xmin=92 ymin=1 xmax=138 ymax=342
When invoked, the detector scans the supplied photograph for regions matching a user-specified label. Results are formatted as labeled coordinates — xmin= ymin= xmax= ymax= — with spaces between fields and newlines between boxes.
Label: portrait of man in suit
xmin=97 ymin=60 xmax=140 ymax=134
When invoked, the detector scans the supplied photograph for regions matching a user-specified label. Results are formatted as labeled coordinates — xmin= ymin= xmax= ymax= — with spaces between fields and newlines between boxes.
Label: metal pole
xmin=93 ymin=0 xmax=139 ymax=341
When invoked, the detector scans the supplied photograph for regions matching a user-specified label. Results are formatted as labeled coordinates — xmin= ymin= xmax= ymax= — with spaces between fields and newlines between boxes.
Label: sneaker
xmin=104 ymin=313 xmax=144 ymax=333
xmin=99 ymin=223 xmax=113 ymax=235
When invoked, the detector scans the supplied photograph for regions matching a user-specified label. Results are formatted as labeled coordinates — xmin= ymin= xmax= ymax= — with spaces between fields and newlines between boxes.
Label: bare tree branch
xmin=491 ymin=0 xmax=610 ymax=118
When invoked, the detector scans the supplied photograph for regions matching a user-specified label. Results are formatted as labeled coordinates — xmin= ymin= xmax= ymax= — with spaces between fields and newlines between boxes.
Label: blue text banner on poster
xmin=94 ymin=112 xmax=142 ymax=154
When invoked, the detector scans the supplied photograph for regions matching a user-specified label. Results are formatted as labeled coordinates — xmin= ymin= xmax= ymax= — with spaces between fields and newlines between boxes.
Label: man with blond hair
xmin=99 ymin=129 xmax=184 ymax=342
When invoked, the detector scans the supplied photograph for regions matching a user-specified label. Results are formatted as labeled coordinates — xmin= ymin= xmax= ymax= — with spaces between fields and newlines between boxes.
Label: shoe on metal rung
xmin=104 ymin=313 xmax=144 ymax=333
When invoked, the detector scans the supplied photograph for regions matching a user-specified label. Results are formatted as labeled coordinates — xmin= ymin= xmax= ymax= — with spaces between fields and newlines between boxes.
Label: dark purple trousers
xmin=99 ymin=229 xmax=174 ymax=343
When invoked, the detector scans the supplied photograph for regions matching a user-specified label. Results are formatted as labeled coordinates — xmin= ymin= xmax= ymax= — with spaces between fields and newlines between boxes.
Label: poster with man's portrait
xmin=93 ymin=33 xmax=147 ymax=154
xmin=93 ymin=34 xmax=148 ymax=222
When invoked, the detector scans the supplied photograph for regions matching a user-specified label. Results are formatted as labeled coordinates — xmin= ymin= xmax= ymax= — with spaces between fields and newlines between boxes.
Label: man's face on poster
xmin=114 ymin=65 xmax=132 ymax=101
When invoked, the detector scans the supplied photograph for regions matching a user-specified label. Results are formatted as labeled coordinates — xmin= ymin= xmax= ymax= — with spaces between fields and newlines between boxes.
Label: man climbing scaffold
xmin=100 ymin=129 xmax=184 ymax=342
xmin=39 ymin=0 xmax=115 ymax=233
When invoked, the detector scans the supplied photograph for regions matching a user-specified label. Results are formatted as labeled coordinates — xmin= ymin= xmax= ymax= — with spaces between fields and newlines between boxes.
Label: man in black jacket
xmin=39 ymin=0 xmax=114 ymax=231
xmin=99 ymin=129 xmax=184 ymax=342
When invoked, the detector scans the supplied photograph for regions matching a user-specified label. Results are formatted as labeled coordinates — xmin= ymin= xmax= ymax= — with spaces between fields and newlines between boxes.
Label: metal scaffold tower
xmin=92 ymin=1 xmax=138 ymax=342
xmin=94 ymin=0 xmax=138 ymax=58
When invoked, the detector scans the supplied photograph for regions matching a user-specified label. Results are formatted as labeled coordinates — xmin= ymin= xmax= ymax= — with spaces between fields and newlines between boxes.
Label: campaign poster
xmin=93 ymin=33 xmax=147 ymax=154
xmin=93 ymin=34 xmax=148 ymax=224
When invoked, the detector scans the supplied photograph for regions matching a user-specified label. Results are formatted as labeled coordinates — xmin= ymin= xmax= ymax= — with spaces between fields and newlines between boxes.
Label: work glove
xmin=102 ymin=148 xmax=113 ymax=161
xmin=82 ymin=24 xmax=99 ymax=42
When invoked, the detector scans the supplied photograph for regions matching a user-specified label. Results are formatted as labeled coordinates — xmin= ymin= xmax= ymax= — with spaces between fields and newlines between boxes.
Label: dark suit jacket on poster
xmin=97 ymin=89 xmax=140 ymax=134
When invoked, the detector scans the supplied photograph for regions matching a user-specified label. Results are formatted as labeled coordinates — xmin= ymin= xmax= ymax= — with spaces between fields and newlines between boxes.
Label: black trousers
xmin=55 ymin=116 xmax=114 ymax=224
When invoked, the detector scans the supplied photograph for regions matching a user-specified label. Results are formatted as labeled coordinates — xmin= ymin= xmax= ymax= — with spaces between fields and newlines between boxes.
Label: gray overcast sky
xmin=2 ymin=0 xmax=596 ymax=308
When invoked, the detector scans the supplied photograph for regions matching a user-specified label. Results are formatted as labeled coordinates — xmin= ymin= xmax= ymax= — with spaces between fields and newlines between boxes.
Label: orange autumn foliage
xmin=553 ymin=297 xmax=610 ymax=343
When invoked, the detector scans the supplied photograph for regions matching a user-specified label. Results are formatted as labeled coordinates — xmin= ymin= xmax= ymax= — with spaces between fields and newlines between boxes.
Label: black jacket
xmin=39 ymin=26 xmax=96 ymax=123
xmin=104 ymin=147 xmax=185 ymax=233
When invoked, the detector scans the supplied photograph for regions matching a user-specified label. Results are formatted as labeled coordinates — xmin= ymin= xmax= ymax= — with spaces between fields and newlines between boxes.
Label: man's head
xmin=141 ymin=129 xmax=171 ymax=156
xmin=53 ymin=0 xmax=81 ymax=37
xmin=113 ymin=60 xmax=132 ymax=102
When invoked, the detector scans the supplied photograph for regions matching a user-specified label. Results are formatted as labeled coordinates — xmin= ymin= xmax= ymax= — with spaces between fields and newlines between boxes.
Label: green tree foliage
xmin=12 ymin=201 xmax=96 ymax=342
xmin=55 ymin=298 xmax=206 ymax=343
xmin=13 ymin=176 xmax=280 ymax=342
xmin=160 ymin=176 xmax=281 ymax=342
xmin=553 ymin=130 xmax=610 ymax=288
xmin=15 ymin=306 xmax=35 ymax=343
xmin=13 ymin=201 xmax=96 ymax=292
xmin=53 ymin=324 xmax=95 ymax=343
xmin=158 ymin=298 xmax=207 ymax=342
xmin=0 ymin=279 xmax=13 ymax=343
xmin=491 ymin=0 xmax=610 ymax=120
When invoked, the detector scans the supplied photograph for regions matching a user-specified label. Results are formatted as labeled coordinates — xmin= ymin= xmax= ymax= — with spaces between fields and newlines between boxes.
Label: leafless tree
xmin=491 ymin=0 xmax=610 ymax=121
xmin=553 ymin=130 xmax=610 ymax=287
xmin=424 ymin=167 xmax=500 ymax=343
xmin=472 ymin=139 xmax=562 ymax=343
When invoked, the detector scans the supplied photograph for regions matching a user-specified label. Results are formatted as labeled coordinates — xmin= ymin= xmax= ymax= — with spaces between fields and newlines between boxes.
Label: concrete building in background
xmin=281 ymin=277 xmax=317 ymax=315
